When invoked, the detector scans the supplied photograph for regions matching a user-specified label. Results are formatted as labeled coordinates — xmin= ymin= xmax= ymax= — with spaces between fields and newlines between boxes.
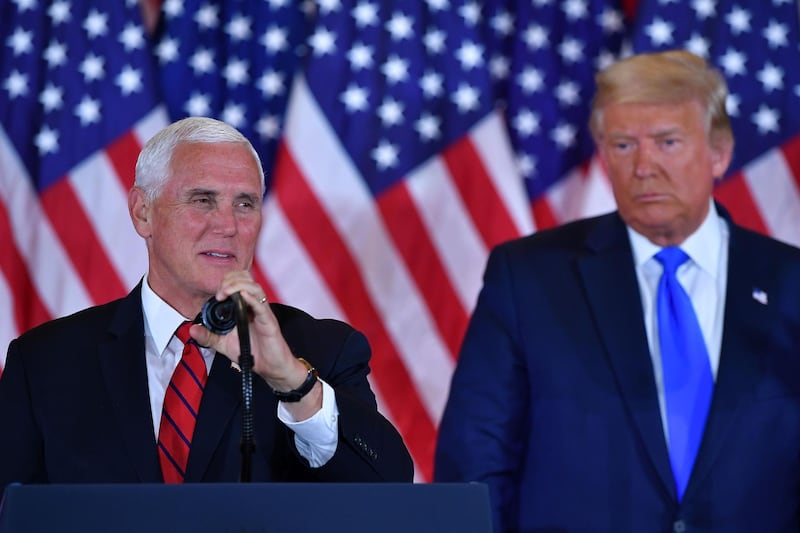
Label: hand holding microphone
xmin=190 ymin=271 xmax=320 ymax=412
xmin=196 ymin=293 xmax=239 ymax=334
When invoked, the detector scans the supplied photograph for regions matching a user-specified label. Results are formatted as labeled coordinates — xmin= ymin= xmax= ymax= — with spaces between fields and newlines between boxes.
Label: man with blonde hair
xmin=436 ymin=50 xmax=800 ymax=532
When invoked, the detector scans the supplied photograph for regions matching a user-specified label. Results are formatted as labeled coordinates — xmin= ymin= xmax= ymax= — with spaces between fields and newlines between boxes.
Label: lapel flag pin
xmin=752 ymin=288 xmax=768 ymax=305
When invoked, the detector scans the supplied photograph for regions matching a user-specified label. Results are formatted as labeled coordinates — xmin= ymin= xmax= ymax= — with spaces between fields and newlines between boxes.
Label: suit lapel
xmin=185 ymin=353 xmax=242 ymax=481
xmin=684 ymin=225 xmax=763 ymax=497
xmin=577 ymin=214 xmax=676 ymax=498
xmin=97 ymin=284 xmax=244 ymax=483
xmin=97 ymin=283 xmax=163 ymax=482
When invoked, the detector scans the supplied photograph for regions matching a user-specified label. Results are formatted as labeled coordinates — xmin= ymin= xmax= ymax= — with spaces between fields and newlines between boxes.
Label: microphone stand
xmin=231 ymin=294 xmax=255 ymax=483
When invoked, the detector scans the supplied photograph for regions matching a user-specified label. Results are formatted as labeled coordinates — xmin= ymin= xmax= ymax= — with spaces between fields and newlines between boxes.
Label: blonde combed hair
xmin=590 ymin=50 xmax=733 ymax=147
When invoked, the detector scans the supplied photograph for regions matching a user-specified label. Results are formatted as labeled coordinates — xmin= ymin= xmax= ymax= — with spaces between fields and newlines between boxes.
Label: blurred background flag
xmin=2 ymin=0 xmax=799 ymax=481
xmin=0 ymin=1 xmax=168 ymax=375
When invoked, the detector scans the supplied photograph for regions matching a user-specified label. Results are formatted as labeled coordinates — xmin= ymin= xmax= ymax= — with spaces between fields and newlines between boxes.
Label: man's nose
xmin=212 ymin=205 xmax=237 ymax=235
xmin=633 ymin=144 xmax=657 ymax=178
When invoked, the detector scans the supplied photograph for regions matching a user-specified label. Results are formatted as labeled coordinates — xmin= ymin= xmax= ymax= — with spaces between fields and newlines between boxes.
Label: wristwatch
xmin=272 ymin=358 xmax=319 ymax=402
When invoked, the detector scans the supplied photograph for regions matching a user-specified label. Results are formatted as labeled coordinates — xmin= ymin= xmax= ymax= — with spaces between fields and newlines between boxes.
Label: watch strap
xmin=272 ymin=358 xmax=319 ymax=402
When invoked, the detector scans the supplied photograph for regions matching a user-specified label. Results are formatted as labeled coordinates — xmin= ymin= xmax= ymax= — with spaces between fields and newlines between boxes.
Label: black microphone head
xmin=199 ymin=296 xmax=237 ymax=334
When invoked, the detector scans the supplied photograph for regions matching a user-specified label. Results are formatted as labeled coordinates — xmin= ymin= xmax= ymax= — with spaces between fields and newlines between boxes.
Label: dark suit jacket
xmin=0 ymin=284 xmax=413 ymax=494
xmin=434 ymin=210 xmax=800 ymax=532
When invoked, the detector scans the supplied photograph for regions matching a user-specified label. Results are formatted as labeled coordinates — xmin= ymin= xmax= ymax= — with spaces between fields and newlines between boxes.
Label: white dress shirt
xmin=627 ymin=200 xmax=729 ymax=443
xmin=141 ymin=278 xmax=339 ymax=467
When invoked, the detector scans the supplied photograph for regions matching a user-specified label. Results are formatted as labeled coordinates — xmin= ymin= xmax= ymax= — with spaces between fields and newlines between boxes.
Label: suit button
xmin=673 ymin=519 xmax=686 ymax=533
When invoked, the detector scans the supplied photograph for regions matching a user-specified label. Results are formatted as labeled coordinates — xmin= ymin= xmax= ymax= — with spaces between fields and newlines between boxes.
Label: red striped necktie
xmin=158 ymin=321 xmax=208 ymax=483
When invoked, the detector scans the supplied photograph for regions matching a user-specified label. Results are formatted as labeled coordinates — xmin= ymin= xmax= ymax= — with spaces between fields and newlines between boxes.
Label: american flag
xmin=2 ymin=0 xmax=799 ymax=482
xmin=0 ymin=2 xmax=168 ymax=375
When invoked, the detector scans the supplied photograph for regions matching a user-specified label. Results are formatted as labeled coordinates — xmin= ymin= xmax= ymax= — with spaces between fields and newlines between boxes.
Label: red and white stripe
xmin=0 ymin=107 xmax=169 ymax=371
xmin=712 ymin=135 xmax=800 ymax=248
xmin=254 ymin=75 xmax=537 ymax=480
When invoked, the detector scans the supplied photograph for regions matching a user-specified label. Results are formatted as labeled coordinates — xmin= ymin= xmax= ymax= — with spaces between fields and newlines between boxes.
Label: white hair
xmin=134 ymin=117 xmax=265 ymax=202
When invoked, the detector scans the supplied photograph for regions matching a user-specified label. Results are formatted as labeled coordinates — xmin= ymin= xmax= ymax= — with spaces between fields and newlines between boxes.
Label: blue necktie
xmin=655 ymin=247 xmax=713 ymax=501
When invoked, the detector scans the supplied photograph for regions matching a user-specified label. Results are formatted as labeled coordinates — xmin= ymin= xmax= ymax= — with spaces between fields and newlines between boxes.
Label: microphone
xmin=196 ymin=296 xmax=237 ymax=334
xmin=196 ymin=294 xmax=255 ymax=482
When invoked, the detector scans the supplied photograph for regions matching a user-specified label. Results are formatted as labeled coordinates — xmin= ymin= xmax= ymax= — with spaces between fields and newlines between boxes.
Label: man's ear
xmin=128 ymin=187 xmax=151 ymax=238
xmin=710 ymin=132 xmax=734 ymax=180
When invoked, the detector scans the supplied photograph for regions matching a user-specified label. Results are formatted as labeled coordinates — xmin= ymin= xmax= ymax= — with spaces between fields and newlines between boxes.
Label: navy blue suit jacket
xmin=0 ymin=284 xmax=413 ymax=494
xmin=435 ymin=211 xmax=800 ymax=532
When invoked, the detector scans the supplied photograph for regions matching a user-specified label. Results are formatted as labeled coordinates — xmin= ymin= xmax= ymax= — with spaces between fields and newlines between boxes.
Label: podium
xmin=0 ymin=482 xmax=491 ymax=533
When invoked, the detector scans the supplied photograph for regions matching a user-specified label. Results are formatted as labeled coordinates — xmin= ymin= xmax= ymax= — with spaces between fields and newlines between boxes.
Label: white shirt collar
xmin=627 ymin=199 xmax=725 ymax=277
xmin=141 ymin=276 xmax=193 ymax=356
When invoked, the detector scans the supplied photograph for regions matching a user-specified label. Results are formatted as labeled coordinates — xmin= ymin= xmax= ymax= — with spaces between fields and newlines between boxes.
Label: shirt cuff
xmin=277 ymin=378 xmax=339 ymax=467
